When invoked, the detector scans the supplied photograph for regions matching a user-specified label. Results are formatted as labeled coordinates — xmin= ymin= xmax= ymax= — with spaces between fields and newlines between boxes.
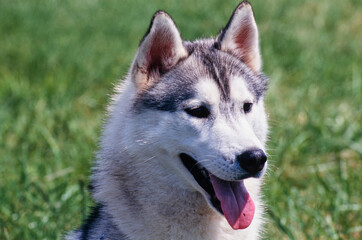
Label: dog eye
xmin=243 ymin=102 xmax=253 ymax=114
xmin=185 ymin=106 xmax=210 ymax=118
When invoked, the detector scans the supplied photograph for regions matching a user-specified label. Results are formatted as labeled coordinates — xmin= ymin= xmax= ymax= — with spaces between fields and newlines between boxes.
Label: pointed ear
xmin=131 ymin=11 xmax=188 ymax=90
xmin=217 ymin=2 xmax=261 ymax=72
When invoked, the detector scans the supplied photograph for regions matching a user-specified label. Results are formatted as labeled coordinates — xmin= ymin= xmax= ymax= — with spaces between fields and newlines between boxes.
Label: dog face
xmin=135 ymin=46 xmax=268 ymax=177
xmin=125 ymin=2 xmax=268 ymax=230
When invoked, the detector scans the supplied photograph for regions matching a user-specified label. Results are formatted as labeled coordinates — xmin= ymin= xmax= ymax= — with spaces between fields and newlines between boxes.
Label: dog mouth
xmin=179 ymin=153 xmax=223 ymax=213
xmin=179 ymin=153 xmax=255 ymax=230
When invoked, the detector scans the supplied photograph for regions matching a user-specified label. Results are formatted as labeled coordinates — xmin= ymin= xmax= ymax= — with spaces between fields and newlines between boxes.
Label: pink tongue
xmin=210 ymin=175 xmax=255 ymax=230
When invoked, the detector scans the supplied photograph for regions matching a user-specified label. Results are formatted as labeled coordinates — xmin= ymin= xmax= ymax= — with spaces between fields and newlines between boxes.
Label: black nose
xmin=237 ymin=149 xmax=267 ymax=174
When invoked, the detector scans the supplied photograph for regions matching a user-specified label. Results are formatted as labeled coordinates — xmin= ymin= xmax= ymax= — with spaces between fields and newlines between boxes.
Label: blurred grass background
xmin=0 ymin=0 xmax=361 ymax=239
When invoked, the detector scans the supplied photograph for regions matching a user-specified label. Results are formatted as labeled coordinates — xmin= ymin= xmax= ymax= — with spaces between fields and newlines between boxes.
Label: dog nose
xmin=237 ymin=149 xmax=267 ymax=174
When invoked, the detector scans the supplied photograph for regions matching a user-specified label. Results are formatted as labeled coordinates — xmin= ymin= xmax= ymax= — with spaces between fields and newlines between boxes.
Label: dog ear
xmin=217 ymin=2 xmax=261 ymax=72
xmin=131 ymin=11 xmax=188 ymax=90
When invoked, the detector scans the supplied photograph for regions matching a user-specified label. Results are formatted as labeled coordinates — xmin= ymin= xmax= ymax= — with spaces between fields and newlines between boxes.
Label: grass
xmin=0 ymin=0 xmax=361 ymax=239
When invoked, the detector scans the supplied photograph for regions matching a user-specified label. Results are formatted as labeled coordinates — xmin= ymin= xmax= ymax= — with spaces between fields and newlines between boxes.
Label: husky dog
xmin=67 ymin=1 xmax=269 ymax=239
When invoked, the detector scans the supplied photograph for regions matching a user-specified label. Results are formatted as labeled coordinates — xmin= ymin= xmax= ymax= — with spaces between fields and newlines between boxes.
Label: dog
xmin=66 ymin=1 xmax=269 ymax=239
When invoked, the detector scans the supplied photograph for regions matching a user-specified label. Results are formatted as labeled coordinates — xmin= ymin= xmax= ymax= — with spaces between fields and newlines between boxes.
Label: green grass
xmin=0 ymin=0 xmax=361 ymax=239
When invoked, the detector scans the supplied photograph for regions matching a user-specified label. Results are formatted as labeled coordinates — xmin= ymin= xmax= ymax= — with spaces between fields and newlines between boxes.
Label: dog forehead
xmin=186 ymin=41 xmax=268 ymax=102
xmin=194 ymin=78 xmax=221 ymax=105
xmin=135 ymin=41 xmax=267 ymax=112
xmin=229 ymin=76 xmax=254 ymax=102
xmin=193 ymin=76 xmax=252 ymax=104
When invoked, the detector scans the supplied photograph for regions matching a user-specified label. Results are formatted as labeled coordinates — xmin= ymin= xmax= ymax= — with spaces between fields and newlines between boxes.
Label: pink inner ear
xmin=234 ymin=23 xmax=253 ymax=63
xmin=147 ymin=30 xmax=175 ymax=75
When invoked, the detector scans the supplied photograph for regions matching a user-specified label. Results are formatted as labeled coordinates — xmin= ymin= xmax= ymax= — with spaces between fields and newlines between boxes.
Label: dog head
xmin=115 ymin=2 xmax=268 ymax=230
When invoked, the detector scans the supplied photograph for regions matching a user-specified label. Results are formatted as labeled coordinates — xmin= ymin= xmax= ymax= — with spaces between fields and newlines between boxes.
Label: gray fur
xmin=66 ymin=206 xmax=127 ymax=240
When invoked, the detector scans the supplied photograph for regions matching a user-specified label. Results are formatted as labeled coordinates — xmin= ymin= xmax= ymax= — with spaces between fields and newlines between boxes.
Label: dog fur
xmin=66 ymin=1 xmax=269 ymax=239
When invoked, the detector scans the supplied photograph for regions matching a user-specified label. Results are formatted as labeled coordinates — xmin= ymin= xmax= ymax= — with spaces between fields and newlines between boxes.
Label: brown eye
xmin=243 ymin=102 xmax=253 ymax=114
xmin=185 ymin=106 xmax=210 ymax=118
